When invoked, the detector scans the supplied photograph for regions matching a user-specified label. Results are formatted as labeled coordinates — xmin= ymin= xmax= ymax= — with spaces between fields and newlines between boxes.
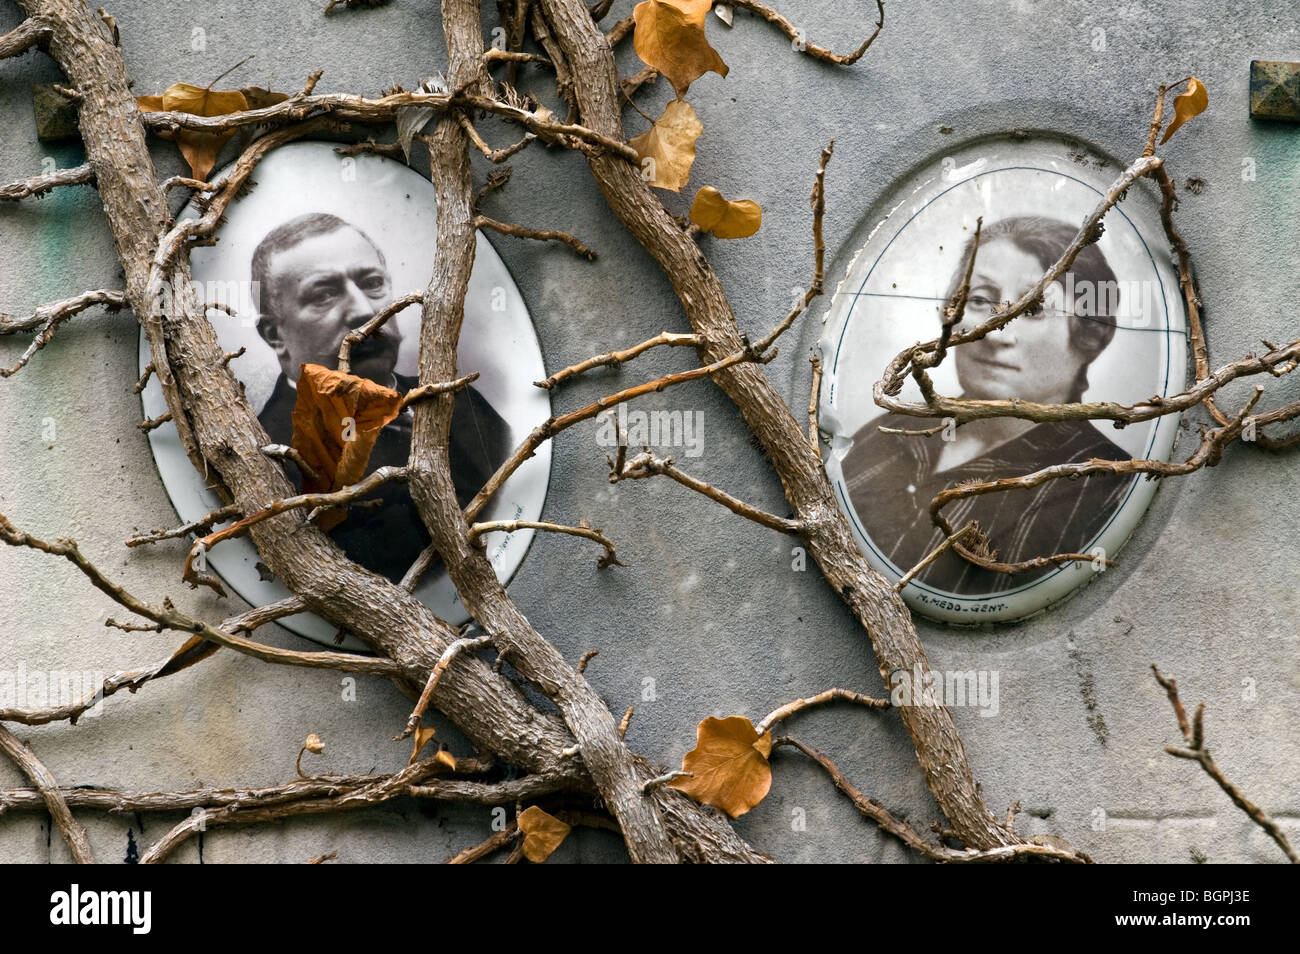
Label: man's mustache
xmin=347 ymin=327 xmax=400 ymax=355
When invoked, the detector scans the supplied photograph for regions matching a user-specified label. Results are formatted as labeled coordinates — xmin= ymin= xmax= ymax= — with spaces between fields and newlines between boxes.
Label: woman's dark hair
xmin=944 ymin=216 xmax=1119 ymax=400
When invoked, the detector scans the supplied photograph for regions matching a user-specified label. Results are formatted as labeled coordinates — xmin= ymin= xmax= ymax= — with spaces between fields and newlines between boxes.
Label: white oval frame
xmin=818 ymin=135 xmax=1188 ymax=624
xmin=139 ymin=141 xmax=551 ymax=646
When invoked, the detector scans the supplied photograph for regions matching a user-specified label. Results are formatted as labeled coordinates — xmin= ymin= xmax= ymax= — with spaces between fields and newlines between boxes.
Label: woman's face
xmin=951 ymin=239 xmax=1088 ymax=403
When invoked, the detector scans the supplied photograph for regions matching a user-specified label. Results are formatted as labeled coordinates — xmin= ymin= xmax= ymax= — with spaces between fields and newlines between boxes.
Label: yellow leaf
xmin=517 ymin=806 xmax=572 ymax=862
xmin=669 ymin=715 xmax=773 ymax=817
xmin=136 ymin=82 xmax=253 ymax=181
xmin=304 ymin=733 xmax=324 ymax=754
xmin=434 ymin=748 xmax=458 ymax=771
xmin=409 ymin=725 xmax=437 ymax=766
xmin=628 ymin=99 xmax=703 ymax=192
xmin=289 ymin=364 xmax=405 ymax=531
xmin=633 ymin=0 xmax=729 ymax=99
xmin=1159 ymin=77 xmax=1208 ymax=145
xmin=689 ymin=185 xmax=762 ymax=238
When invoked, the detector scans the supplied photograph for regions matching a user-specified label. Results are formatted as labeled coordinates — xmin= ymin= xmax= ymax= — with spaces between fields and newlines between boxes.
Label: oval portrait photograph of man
xmin=139 ymin=141 xmax=551 ymax=644
xmin=818 ymin=139 xmax=1187 ymax=623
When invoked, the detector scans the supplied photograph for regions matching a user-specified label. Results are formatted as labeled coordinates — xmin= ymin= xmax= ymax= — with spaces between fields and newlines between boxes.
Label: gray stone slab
xmin=1 ymin=0 xmax=1296 ymax=863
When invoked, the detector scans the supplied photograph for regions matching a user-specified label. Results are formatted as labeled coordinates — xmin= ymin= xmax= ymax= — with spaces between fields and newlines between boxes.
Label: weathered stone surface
xmin=1 ymin=0 xmax=1297 ymax=864
xmin=1250 ymin=60 xmax=1300 ymax=121
xmin=32 ymin=83 xmax=79 ymax=141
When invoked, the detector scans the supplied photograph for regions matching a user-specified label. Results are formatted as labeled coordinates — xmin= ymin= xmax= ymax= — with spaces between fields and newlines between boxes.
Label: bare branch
xmin=0 ymin=289 xmax=126 ymax=377
xmin=456 ymin=113 xmax=536 ymax=162
xmin=0 ymin=162 xmax=93 ymax=201
xmin=397 ymin=634 xmax=494 ymax=741
xmin=261 ymin=444 xmax=323 ymax=484
xmin=159 ymin=175 xmax=215 ymax=194
xmin=1151 ymin=665 xmax=1297 ymax=863
xmin=0 ymin=16 xmax=49 ymax=58
xmin=181 ymin=466 xmax=409 ymax=586
xmin=483 ymin=48 xmax=551 ymax=67
xmin=475 ymin=214 xmax=597 ymax=259
xmin=466 ymin=309 xmax=794 ymax=523
xmin=536 ymin=331 xmax=698 ymax=390
xmin=140 ymin=761 xmax=564 ymax=863
xmin=337 ymin=292 xmax=422 ymax=373
xmin=755 ymin=688 xmax=891 ymax=736
xmin=0 ymin=725 xmax=93 ymax=863
xmin=895 ymin=520 xmax=977 ymax=591
xmin=876 ymin=155 xmax=1165 ymax=418
xmin=928 ymin=388 xmax=1269 ymax=576
xmin=125 ymin=503 xmax=241 ymax=547
xmin=774 ymin=737 xmax=1090 ymax=863
xmin=807 ymin=353 xmax=822 ymax=457
xmin=728 ymin=0 xmax=886 ymax=64
xmin=445 ymin=824 xmax=519 ymax=863
xmin=611 ymin=450 xmax=804 ymax=534
xmin=468 ymin=519 xmax=627 ymax=568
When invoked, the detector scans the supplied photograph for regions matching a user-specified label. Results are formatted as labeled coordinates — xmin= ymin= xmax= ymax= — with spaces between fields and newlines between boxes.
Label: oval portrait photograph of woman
xmin=818 ymin=136 xmax=1188 ymax=623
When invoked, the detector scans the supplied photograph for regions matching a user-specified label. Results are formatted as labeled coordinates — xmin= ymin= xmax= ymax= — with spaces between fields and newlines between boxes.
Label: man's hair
xmin=944 ymin=216 xmax=1120 ymax=400
xmin=251 ymin=212 xmax=386 ymax=326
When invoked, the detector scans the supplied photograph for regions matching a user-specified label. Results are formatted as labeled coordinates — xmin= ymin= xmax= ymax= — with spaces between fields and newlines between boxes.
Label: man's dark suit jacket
xmin=259 ymin=372 xmax=511 ymax=583
xmin=841 ymin=413 xmax=1134 ymax=595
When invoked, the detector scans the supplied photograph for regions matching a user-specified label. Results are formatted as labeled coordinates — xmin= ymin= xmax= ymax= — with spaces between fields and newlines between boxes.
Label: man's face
xmin=951 ymin=239 xmax=1088 ymax=404
xmin=259 ymin=226 xmax=400 ymax=384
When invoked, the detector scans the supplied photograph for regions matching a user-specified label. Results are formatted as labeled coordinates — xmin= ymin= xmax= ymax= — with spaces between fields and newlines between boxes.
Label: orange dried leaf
xmin=633 ymin=0 xmax=729 ymax=99
xmin=289 ymin=364 xmax=404 ymax=531
xmin=1159 ymin=77 xmax=1208 ymax=145
xmin=669 ymin=715 xmax=772 ymax=817
xmin=136 ymin=82 xmax=256 ymax=181
xmin=433 ymin=748 xmax=458 ymax=771
xmin=628 ymin=99 xmax=703 ymax=192
xmin=517 ymin=806 xmax=572 ymax=862
xmin=409 ymin=725 xmax=437 ymax=766
xmin=689 ymin=185 xmax=762 ymax=238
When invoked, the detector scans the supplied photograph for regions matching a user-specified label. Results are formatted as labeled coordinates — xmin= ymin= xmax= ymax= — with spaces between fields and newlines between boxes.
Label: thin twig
xmin=535 ymin=331 xmax=697 ymax=390
xmin=336 ymin=292 xmax=422 ymax=374
xmin=774 ymin=737 xmax=1090 ymax=863
xmin=727 ymin=0 xmax=885 ymax=65
xmin=612 ymin=451 xmax=804 ymax=534
xmin=475 ymin=214 xmax=597 ymax=259
xmin=894 ymin=520 xmax=977 ymax=591
xmin=396 ymin=635 xmax=494 ymax=740
xmin=0 ymin=289 xmax=126 ymax=377
xmin=467 ymin=519 xmax=627 ymax=568
xmin=0 ymin=162 xmax=94 ymax=201
xmin=1151 ymin=665 xmax=1297 ymax=863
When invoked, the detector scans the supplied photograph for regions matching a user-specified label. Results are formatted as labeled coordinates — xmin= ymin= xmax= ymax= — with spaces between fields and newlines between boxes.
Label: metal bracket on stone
xmin=1250 ymin=60 xmax=1300 ymax=122
xmin=33 ymin=84 xmax=81 ymax=141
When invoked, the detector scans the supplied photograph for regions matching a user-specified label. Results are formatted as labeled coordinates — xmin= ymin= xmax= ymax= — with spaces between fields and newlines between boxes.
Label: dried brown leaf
xmin=668 ymin=715 xmax=773 ymax=817
xmin=433 ymin=748 xmax=457 ymax=771
xmin=409 ymin=725 xmax=437 ymax=766
xmin=135 ymin=82 xmax=253 ymax=181
xmin=633 ymin=0 xmax=729 ymax=99
xmin=517 ymin=805 xmax=572 ymax=862
xmin=289 ymin=364 xmax=404 ymax=531
xmin=1159 ymin=77 xmax=1208 ymax=145
xmin=628 ymin=99 xmax=703 ymax=192
xmin=240 ymin=86 xmax=291 ymax=110
xmin=689 ymin=185 xmax=762 ymax=238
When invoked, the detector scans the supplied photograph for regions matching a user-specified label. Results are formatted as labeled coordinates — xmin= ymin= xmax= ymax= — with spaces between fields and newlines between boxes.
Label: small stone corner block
xmin=1249 ymin=60 xmax=1300 ymax=122
xmin=32 ymin=84 xmax=81 ymax=142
